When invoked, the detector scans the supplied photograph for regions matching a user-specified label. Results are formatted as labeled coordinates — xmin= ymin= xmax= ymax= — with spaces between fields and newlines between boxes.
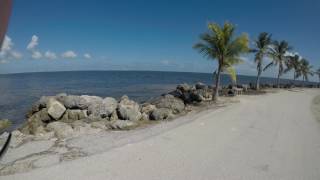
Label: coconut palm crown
xmin=251 ymin=32 xmax=272 ymax=90
xmin=193 ymin=22 xmax=249 ymax=101
xmin=299 ymin=59 xmax=313 ymax=83
xmin=285 ymin=54 xmax=302 ymax=80
xmin=265 ymin=40 xmax=292 ymax=88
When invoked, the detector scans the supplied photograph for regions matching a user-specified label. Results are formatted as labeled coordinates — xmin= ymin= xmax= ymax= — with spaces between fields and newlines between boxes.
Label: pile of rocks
xmin=19 ymin=82 xmax=213 ymax=140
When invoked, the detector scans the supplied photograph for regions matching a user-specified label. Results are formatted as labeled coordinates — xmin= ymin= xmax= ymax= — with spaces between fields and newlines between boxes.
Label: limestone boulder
xmin=87 ymin=97 xmax=117 ymax=119
xmin=47 ymin=98 xmax=66 ymax=120
xmin=150 ymin=108 xmax=174 ymax=121
xmin=61 ymin=109 xmax=88 ymax=123
xmin=141 ymin=103 xmax=156 ymax=115
xmin=150 ymin=94 xmax=185 ymax=114
xmin=117 ymin=96 xmax=141 ymax=121
xmin=57 ymin=95 xmax=88 ymax=109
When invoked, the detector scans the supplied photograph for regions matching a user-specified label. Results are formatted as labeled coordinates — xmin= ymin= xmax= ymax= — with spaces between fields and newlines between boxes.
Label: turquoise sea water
xmin=0 ymin=71 xmax=315 ymax=128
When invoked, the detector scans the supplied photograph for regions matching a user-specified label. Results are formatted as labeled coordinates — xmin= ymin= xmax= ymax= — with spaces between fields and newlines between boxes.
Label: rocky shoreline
xmin=1 ymin=82 xmax=319 ymax=143
xmin=19 ymin=82 xmax=213 ymax=137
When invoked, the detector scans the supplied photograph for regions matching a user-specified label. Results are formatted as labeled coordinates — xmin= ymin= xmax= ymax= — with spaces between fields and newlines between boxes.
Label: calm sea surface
xmin=0 ymin=71 xmax=315 ymax=128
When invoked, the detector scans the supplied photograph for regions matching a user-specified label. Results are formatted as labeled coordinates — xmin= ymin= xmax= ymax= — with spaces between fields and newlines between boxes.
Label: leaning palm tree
xmin=193 ymin=22 xmax=249 ymax=101
xmin=285 ymin=55 xmax=302 ymax=80
xmin=265 ymin=40 xmax=292 ymax=88
xmin=299 ymin=59 xmax=313 ymax=85
xmin=251 ymin=32 xmax=272 ymax=90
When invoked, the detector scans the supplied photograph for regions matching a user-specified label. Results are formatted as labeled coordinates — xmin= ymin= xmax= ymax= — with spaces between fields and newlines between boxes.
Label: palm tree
xmin=251 ymin=32 xmax=272 ymax=90
xmin=193 ymin=22 xmax=249 ymax=101
xmin=265 ymin=40 xmax=292 ymax=88
xmin=285 ymin=55 xmax=302 ymax=81
xmin=299 ymin=59 xmax=313 ymax=86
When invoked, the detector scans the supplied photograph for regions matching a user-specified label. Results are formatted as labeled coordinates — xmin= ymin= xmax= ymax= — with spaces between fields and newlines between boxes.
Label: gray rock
xmin=189 ymin=88 xmax=212 ymax=102
xmin=141 ymin=103 xmax=156 ymax=115
xmin=177 ymin=83 xmax=191 ymax=92
xmin=26 ymin=96 xmax=54 ymax=118
xmin=87 ymin=97 xmax=116 ymax=119
xmin=141 ymin=112 xmax=150 ymax=121
xmin=47 ymin=98 xmax=66 ymax=120
xmin=61 ymin=109 xmax=88 ymax=123
xmin=27 ymin=111 xmax=46 ymax=135
xmin=38 ymin=96 xmax=55 ymax=108
xmin=57 ymin=95 xmax=88 ymax=109
xmin=110 ymin=110 xmax=118 ymax=121
xmin=108 ymin=120 xmax=138 ymax=130
xmin=117 ymin=97 xmax=142 ymax=121
xmin=195 ymin=82 xmax=207 ymax=90
xmin=151 ymin=94 xmax=185 ymax=114
xmin=81 ymin=95 xmax=103 ymax=106
xmin=102 ymin=97 xmax=118 ymax=115
xmin=150 ymin=108 xmax=174 ymax=120
xmin=47 ymin=122 xmax=74 ymax=139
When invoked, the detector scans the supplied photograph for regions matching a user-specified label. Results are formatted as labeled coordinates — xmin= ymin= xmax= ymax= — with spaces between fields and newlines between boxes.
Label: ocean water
xmin=0 ymin=71 xmax=314 ymax=128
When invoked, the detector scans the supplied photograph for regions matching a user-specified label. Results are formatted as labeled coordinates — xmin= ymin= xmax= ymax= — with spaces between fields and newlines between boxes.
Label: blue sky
xmin=0 ymin=0 xmax=319 ymax=80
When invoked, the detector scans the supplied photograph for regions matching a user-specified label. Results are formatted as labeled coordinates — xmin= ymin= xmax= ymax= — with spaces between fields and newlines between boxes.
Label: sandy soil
xmin=1 ymin=89 xmax=320 ymax=180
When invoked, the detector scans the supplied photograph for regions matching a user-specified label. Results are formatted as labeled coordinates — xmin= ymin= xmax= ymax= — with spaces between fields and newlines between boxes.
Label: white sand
xmin=2 ymin=89 xmax=320 ymax=179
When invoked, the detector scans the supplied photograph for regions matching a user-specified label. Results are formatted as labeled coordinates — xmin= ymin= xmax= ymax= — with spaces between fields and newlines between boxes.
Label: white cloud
xmin=31 ymin=51 xmax=42 ymax=59
xmin=0 ymin=35 xmax=23 ymax=62
xmin=84 ymin=53 xmax=91 ymax=59
xmin=10 ymin=51 xmax=23 ymax=59
xmin=62 ymin=50 xmax=77 ymax=59
xmin=285 ymin=51 xmax=302 ymax=59
xmin=1 ymin=36 xmax=13 ymax=52
xmin=44 ymin=51 xmax=57 ymax=60
xmin=27 ymin=35 xmax=39 ymax=50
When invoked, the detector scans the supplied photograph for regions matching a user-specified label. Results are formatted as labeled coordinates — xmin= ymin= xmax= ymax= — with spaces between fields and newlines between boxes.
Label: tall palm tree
xmin=265 ymin=40 xmax=292 ymax=88
xmin=285 ymin=55 xmax=301 ymax=80
xmin=193 ymin=22 xmax=249 ymax=101
xmin=251 ymin=32 xmax=272 ymax=90
xmin=299 ymin=59 xmax=313 ymax=85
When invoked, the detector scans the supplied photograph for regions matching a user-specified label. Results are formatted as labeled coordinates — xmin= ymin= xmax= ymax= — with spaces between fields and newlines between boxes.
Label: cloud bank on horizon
xmin=0 ymin=34 xmax=300 ymax=80
xmin=0 ymin=34 xmax=92 ymax=63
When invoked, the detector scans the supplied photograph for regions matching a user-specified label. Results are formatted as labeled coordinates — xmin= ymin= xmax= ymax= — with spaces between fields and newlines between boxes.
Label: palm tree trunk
xmin=277 ymin=67 xmax=281 ymax=88
xmin=213 ymin=64 xmax=222 ymax=101
xmin=256 ymin=70 xmax=261 ymax=90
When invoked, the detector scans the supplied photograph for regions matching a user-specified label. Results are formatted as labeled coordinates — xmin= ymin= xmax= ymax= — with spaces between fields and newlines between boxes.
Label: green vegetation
xmin=299 ymin=59 xmax=313 ymax=84
xmin=285 ymin=55 xmax=302 ymax=80
xmin=195 ymin=21 xmax=318 ymax=91
xmin=193 ymin=22 xmax=249 ymax=101
xmin=267 ymin=40 xmax=292 ymax=88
